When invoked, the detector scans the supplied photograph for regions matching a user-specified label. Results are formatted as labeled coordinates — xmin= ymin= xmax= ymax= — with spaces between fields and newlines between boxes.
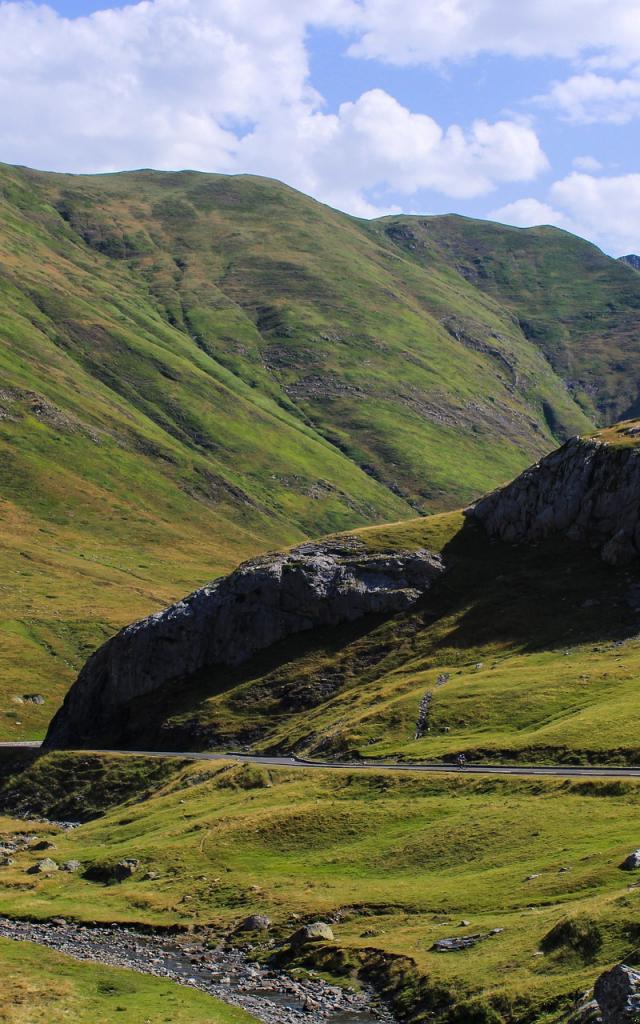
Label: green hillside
xmin=2 ymin=162 xmax=640 ymax=737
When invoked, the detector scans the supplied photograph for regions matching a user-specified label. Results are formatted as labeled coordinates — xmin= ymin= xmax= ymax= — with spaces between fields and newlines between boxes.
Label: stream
xmin=0 ymin=916 xmax=398 ymax=1024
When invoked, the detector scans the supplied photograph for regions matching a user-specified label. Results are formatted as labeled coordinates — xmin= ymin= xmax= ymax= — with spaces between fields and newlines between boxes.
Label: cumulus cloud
xmin=539 ymin=69 xmax=640 ymax=124
xmin=348 ymin=0 xmax=640 ymax=67
xmin=237 ymin=91 xmax=548 ymax=213
xmin=0 ymin=0 xmax=548 ymax=216
xmin=489 ymin=198 xmax=571 ymax=231
xmin=490 ymin=173 xmax=640 ymax=256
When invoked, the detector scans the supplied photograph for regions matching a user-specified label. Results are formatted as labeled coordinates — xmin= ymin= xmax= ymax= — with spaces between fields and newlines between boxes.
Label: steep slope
xmin=381 ymin=214 xmax=640 ymax=426
xmin=45 ymin=423 xmax=640 ymax=763
xmin=3 ymin=163 xmax=640 ymax=737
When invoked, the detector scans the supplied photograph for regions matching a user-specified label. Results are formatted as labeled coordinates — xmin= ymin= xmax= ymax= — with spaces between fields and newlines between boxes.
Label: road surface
xmin=1 ymin=742 xmax=640 ymax=778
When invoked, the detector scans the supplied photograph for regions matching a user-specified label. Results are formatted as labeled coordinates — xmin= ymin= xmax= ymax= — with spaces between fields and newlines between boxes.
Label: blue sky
xmin=2 ymin=0 xmax=640 ymax=254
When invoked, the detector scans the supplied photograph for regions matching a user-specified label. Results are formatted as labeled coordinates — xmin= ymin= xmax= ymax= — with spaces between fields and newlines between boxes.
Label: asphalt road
xmin=1 ymin=742 xmax=640 ymax=778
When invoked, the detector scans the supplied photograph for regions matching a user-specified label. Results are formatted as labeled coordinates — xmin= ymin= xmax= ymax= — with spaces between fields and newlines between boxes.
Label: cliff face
xmin=467 ymin=432 xmax=640 ymax=564
xmin=44 ymin=539 xmax=444 ymax=749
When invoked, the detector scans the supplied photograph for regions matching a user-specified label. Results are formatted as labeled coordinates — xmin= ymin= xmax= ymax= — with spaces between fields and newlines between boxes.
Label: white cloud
xmin=490 ymin=173 xmax=640 ymax=256
xmin=349 ymin=0 xmax=640 ymax=68
xmin=0 ymin=1 xmax=548 ymax=216
xmin=573 ymin=155 xmax=603 ymax=172
xmin=237 ymin=91 xmax=548 ymax=213
xmin=539 ymin=69 xmax=640 ymax=124
xmin=550 ymin=172 xmax=640 ymax=253
xmin=489 ymin=198 xmax=571 ymax=231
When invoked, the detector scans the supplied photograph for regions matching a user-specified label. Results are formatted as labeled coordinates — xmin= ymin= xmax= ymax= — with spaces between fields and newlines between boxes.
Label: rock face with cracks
xmin=467 ymin=435 xmax=640 ymax=564
xmin=595 ymin=964 xmax=640 ymax=1024
xmin=45 ymin=539 xmax=443 ymax=749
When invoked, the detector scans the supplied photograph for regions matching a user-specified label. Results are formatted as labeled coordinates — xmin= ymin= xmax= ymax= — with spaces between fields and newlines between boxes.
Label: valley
xmin=3 ymin=164 xmax=640 ymax=1024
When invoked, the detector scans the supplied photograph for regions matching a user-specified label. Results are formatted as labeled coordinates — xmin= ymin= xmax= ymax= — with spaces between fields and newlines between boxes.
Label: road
xmin=2 ymin=742 xmax=640 ymax=778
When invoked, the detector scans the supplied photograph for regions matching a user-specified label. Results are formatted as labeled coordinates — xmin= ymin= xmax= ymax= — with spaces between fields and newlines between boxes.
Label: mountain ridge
xmin=2 ymin=162 xmax=640 ymax=737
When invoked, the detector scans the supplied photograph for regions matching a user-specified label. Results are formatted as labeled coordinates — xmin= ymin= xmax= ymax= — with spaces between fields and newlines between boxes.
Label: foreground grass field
xmin=0 ymin=935 xmax=257 ymax=1024
xmin=2 ymin=755 xmax=640 ymax=1021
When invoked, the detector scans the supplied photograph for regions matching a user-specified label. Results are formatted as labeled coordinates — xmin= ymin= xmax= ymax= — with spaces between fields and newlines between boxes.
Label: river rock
xmin=620 ymin=850 xmax=640 ymax=870
xmin=44 ymin=539 xmax=444 ymax=748
xmin=466 ymin=435 xmax=640 ymax=564
xmin=290 ymin=921 xmax=335 ymax=945
xmin=237 ymin=914 xmax=271 ymax=932
xmin=595 ymin=964 xmax=640 ymax=1024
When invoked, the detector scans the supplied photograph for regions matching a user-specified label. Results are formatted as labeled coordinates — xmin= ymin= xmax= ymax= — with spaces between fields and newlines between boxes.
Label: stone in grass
xmin=620 ymin=850 xmax=640 ymax=870
xmin=32 ymin=840 xmax=56 ymax=851
xmin=595 ymin=963 xmax=640 ymax=1024
xmin=27 ymin=858 xmax=58 ymax=874
xmin=237 ymin=914 xmax=271 ymax=932
xmin=83 ymin=858 xmax=140 ymax=883
xmin=290 ymin=921 xmax=334 ymax=946
xmin=60 ymin=860 xmax=82 ymax=872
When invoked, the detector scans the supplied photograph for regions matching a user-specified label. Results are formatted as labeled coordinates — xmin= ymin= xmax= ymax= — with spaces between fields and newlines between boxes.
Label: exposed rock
xmin=434 ymin=928 xmax=503 ymax=952
xmin=60 ymin=860 xmax=82 ymax=873
xmin=290 ymin=921 xmax=335 ymax=945
xmin=467 ymin=435 xmax=640 ymax=564
xmin=22 ymin=694 xmax=45 ymax=705
xmin=237 ymin=914 xmax=271 ymax=932
xmin=619 ymin=255 xmax=640 ymax=272
xmin=32 ymin=840 xmax=56 ymax=851
xmin=415 ymin=692 xmax=432 ymax=739
xmin=620 ymin=849 xmax=640 ymax=870
xmin=595 ymin=964 xmax=640 ymax=1024
xmin=44 ymin=539 xmax=444 ymax=748
xmin=83 ymin=858 xmax=139 ymax=883
xmin=27 ymin=857 xmax=58 ymax=874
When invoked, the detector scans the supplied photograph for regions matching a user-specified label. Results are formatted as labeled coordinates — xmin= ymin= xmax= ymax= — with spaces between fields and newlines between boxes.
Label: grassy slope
xmin=3 ymin=756 xmax=640 ymax=1022
xmin=0 ymin=934 xmax=257 ymax=1024
xmin=389 ymin=214 xmax=640 ymax=426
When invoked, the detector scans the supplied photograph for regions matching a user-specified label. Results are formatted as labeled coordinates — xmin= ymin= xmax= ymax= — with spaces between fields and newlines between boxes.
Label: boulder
xmin=237 ymin=914 xmax=271 ymax=932
xmin=83 ymin=858 xmax=139 ymax=883
xmin=60 ymin=860 xmax=82 ymax=872
xmin=32 ymin=840 xmax=56 ymax=851
xmin=27 ymin=857 xmax=58 ymax=874
xmin=595 ymin=964 xmax=640 ymax=1024
xmin=290 ymin=921 xmax=335 ymax=946
xmin=44 ymin=539 xmax=444 ymax=749
xmin=620 ymin=850 xmax=640 ymax=870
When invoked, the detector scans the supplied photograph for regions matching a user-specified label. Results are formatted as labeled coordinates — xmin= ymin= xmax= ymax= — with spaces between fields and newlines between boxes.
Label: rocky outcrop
xmin=595 ymin=964 xmax=640 ymax=1024
xmin=620 ymin=849 xmax=640 ymax=870
xmin=45 ymin=539 xmax=443 ymax=749
xmin=619 ymin=255 xmax=640 ymax=272
xmin=466 ymin=435 xmax=640 ymax=564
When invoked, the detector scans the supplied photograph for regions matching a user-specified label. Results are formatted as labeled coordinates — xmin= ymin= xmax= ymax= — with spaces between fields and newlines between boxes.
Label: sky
xmin=1 ymin=1 xmax=639 ymax=255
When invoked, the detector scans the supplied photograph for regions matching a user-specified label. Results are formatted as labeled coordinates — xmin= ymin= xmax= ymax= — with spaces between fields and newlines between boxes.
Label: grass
xmin=4 ymin=163 xmax=640 ymax=737
xmin=0 ymin=934 xmax=258 ymax=1023
xmin=3 ymin=755 xmax=640 ymax=1021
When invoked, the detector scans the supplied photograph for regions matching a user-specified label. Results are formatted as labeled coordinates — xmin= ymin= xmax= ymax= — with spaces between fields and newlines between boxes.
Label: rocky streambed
xmin=0 ymin=916 xmax=397 ymax=1024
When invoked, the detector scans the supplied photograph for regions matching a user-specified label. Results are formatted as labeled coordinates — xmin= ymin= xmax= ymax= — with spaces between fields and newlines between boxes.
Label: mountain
xmin=2 ymin=161 xmax=640 ymax=737
xmin=46 ymin=420 xmax=640 ymax=765
xmin=620 ymin=254 xmax=640 ymax=271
